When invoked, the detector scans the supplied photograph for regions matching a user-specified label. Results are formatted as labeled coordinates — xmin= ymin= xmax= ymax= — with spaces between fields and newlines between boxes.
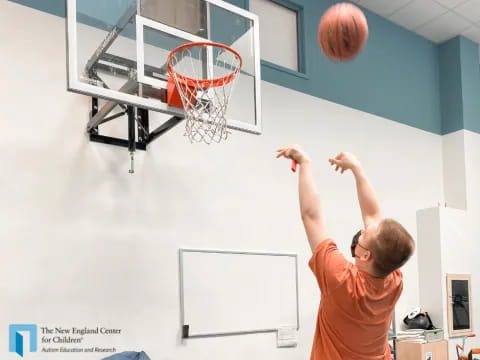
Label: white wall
xmin=431 ymin=125 xmax=480 ymax=357
xmin=416 ymin=208 xmax=444 ymax=329
xmin=417 ymin=206 xmax=480 ymax=360
xmin=464 ymin=130 xmax=480 ymax=215
xmin=0 ymin=2 xmax=445 ymax=359
xmin=442 ymin=131 xmax=467 ymax=210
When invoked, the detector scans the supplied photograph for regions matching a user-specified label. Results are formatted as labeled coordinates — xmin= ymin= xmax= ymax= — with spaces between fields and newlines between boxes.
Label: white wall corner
xmin=442 ymin=130 xmax=468 ymax=210
xmin=416 ymin=206 xmax=470 ymax=340
xmin=463 ymin=130 xmax=480 ymax=214
xmin=437 ymin=207 xmax=473 ymax=360
xmin=416 ymin=207 xmax=444 ymax=328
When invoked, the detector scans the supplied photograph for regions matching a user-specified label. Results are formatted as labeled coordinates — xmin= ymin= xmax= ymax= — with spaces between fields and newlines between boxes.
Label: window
xmin=250 ymin=0 xmax=304 ymax=73
xmin=140 ymin=0 xmax=202 ymax=35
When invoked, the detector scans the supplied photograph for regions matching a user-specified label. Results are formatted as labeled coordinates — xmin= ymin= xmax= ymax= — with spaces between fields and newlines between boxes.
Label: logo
xmin=9 ymin=324 xmax=38 ymax=357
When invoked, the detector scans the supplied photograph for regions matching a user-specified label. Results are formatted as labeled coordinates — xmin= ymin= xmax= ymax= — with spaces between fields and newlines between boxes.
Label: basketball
xmin=318 ymin=3 xmax=369 ymax=62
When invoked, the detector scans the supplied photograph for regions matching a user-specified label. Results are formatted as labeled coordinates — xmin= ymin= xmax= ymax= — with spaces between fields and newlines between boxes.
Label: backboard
xmin=66 ymin=0 xmax=261 ymax=135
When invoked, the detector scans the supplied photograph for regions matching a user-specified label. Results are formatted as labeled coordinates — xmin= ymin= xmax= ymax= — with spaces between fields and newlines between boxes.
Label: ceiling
xmin=351 ymin=0 xmax=480 ymax=44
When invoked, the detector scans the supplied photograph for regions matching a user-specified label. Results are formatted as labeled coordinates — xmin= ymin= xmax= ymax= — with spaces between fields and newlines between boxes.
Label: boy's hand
xmin=328 ymin=152 xmax=361 ymax=174
xmin=276 ymin=145 xmax=311 ymax=165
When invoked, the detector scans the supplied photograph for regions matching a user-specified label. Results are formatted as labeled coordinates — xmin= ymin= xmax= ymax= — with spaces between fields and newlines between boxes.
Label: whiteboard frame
xmin=178 ymin=248 xmax=299 ymax=338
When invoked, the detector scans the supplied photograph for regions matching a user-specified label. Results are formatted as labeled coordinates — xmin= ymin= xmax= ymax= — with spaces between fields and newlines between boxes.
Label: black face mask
xmin=351 ymin=230 xmax=362 ymax=258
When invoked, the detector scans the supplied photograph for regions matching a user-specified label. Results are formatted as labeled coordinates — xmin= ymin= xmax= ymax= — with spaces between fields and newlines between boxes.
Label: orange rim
xmin=167 ymin=41 xmax=243 ymax=88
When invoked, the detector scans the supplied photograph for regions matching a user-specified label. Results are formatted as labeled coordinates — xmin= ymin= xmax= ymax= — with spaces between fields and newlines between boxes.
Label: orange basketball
xmin=318 ymin=3 xmax=368 ymax=62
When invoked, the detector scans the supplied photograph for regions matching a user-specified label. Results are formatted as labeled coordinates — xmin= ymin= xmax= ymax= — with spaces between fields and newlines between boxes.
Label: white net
xmin=168 ymin=43 xmax=242 ymax=144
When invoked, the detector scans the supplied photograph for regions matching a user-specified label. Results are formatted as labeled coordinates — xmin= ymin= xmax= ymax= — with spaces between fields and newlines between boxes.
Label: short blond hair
xmin=370 ymin=219 xmax=415 ymax=278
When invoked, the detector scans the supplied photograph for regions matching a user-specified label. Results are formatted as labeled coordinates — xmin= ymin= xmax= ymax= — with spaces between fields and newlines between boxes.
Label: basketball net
xmin=167 ymin=42 xmax=242 ymax=144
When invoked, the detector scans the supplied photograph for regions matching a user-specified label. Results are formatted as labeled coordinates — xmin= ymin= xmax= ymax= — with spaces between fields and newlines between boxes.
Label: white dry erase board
xmin=179 ymin=248 xmax=299 ymax=338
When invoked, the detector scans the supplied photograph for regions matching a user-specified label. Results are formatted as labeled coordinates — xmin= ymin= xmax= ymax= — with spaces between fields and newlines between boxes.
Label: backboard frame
xmin=65 ymin=0 xmax=262 ymax=135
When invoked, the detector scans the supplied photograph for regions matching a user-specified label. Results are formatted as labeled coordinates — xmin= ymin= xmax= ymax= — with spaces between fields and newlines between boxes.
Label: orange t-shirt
xmin=308 ymin=239 xmax=403 ymax=360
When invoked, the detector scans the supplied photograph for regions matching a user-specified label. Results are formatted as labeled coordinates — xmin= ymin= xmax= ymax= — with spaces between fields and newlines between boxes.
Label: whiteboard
xmin=179 ymin=248 xmax=299 ymax=338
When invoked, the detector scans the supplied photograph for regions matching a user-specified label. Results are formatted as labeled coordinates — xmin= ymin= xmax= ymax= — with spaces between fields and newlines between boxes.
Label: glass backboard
xmin=66 ymin=0 xmax=261 ymax=134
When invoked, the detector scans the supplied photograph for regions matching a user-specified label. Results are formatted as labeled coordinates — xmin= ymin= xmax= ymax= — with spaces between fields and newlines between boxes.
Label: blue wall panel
xmin=250 ymin=0 xmax=442 ymax=134
xmin=439 ymin=37 xmax=464 ymax=134
xmin=459 ymin=37 xmax=480 ymax=134
xmin=9 ymin=0 xmax=65 ymax=17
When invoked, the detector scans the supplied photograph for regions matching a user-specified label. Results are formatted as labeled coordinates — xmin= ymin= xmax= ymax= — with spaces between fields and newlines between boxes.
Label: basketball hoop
xmin=166 ymin=42 xmax=243 ymax=144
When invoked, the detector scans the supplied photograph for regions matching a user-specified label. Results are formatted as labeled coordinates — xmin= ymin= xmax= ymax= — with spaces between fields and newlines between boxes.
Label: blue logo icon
xmin=9 ymin=324 xmax=38 ymax=357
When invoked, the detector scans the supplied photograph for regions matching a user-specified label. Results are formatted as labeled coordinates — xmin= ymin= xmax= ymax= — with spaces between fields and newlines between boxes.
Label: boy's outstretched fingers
xmin=276 ymin=145 xmax=310 ymax=172
xmin=276 ymin=148 xmax=290 ymax=158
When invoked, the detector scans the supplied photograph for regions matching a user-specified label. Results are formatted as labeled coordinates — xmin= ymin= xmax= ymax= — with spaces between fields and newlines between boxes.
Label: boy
xmin=276 ymin=146 xmax=414 ymax=360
